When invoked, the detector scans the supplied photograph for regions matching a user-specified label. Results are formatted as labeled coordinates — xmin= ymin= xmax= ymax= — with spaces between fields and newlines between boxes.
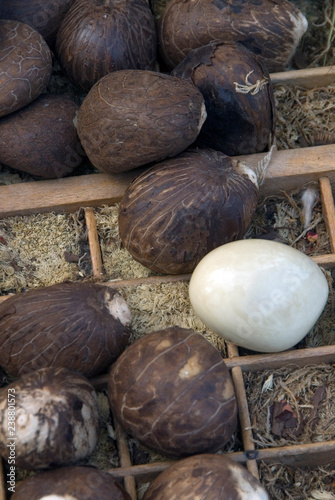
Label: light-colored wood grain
xmin=2 ymin=145 xmax=335 ymax=217
xmin=85 ymin=207 xmax=104 ymax=278
xmin=106 ymin=440 xmax=335 ymax=481
xmin=270 ymin=65 xmax=335 ymax=88
xmin=225 ymin=345 xmax=335 ymax=372
xmin=231 ymin=366 xmax=259 ymax=479
xmin=114 ymin=418 xmax=137 ymax=500
xmin=319 ymin=177 xmax=335 ymax=253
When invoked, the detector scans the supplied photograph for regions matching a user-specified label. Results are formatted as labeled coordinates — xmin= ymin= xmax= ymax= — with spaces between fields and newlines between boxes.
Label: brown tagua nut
xmin=11 ymin=465 xmax=132 ymax=499
xmin=108 ymin=327 xmax=238 ymax=458
xmin=0 ymin=93 xmax=84 ymax=178
xmin=172 ymin=41 xmax=276 ymax=156
xmin=143 ymin=454 xmax=269 ymax=500
xmin=1 ymin=0 xmax=76 ymax=46
xmin=0 ymin=367 xmax=99 ymax=469
xmin=0 ymin=19 xmax=52 ymax=118
xmin=76 ymin=69 xmax=207 ymax=173
xmin=0 ymin=282 xmax=132 ymax=378
xmin=55 ymin=0 xmax=157 ymax=91
xmin=118 ymin=148 xmax=259 ymax=274
xmin=158 ymin=0 xmax=307 ymax=71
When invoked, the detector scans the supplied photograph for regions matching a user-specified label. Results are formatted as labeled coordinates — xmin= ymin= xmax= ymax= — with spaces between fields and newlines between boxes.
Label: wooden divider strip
xmin=85 ymin=207 xmax=104 ymax=278
xmin=2 ymin=145 xmax=335 ymax=217
xmin=114 ymin=419 xmax=137 ymax=500
xmin=319 ymin=177 xmax=335 ymax=253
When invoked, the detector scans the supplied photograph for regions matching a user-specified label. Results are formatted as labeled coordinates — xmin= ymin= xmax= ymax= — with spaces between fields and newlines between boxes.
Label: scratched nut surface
xmin=158 ymin=0 xmax=308 ymax=71
xmin=118 ymin=148 xmax=259 ymax=274
xmin=143 ymin=454 xmax=269 ymax=500
xmin=108 ymin=327 xmax=237 ymax=458
xmin=0 ymin=19 xmax=52 ymax=118
xmin=76 ymin=69 xmax=207 ymax=173
xmin=55 ymin=0 xmax=157 ymax=91
xmin=0 ymin=282 xmax=132 ymax=377
xmin=0 ymin=93 xmax=83 ymax=178
xmin=0 ymin=367 xmax=99 ymax=469
xmin=11 ymin=465 xmax=132 ymax=499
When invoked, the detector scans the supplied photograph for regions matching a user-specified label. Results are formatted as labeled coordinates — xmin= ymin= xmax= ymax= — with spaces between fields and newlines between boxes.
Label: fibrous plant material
xmin=245 ymin=364 xmax=335 ymax=448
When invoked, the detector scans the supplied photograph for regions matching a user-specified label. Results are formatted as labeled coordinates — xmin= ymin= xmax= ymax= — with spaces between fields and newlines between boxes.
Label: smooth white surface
xmin=189 ymin=239 xmax=329 ymax=352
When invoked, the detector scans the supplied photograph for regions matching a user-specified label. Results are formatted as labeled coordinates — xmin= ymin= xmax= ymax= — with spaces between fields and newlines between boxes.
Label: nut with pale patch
xmin=108 ymin=326 xmax=237 ymax=458
xmin=0 ymin=282 xmax=132 ymax=378
xmin=143 ymin=453 xmax=269 ymax=499
xmin=0 ymin=367 xmax=99 ymax=469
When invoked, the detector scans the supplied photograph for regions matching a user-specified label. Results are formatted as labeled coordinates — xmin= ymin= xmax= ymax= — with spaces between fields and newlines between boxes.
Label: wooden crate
xmin=1 ymin=66 xmax=335 ymax=499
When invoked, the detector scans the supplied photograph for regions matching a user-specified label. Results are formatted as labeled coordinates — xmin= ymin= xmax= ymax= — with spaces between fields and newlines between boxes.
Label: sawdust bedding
xmin=1 ymin=1 xmax=335 ymax=498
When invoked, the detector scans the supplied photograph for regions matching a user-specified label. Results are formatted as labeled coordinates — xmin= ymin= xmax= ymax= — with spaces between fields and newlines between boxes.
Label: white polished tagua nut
xmin=189 ymin=239 xmax=329 ymax=352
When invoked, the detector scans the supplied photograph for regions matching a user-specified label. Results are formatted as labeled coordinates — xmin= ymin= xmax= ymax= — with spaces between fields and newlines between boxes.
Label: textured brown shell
xmin=0 ymin=94 xmax=83 ymax=178
xmin=0 ymin=20 xmax=52 ymax=118
xmin=0 ymin=282 xmax=131 ymax=377
xmin=172 ymin=41 xmax=276 ymax=156
xmin=1 ymin=0 xmax=75 ymax=45
xmin=76 ymin=70 xmax=206 ymax=173
xmin=12 ymin=466 xmax=131 ymax=500
xmin=143 ymin=454 xmax=269 ymax=499
xmin=0 ymin=367 xmax=99 ymax=469
xmin=118 ymin=148 xmax=259 ymax=274
xmin=108 ymin=327 xmax=238 ymax=458
xmin=55 ymin=0 xmax=157 ymax=91
xmin=158 ymin=0 xmax=307 ymax=71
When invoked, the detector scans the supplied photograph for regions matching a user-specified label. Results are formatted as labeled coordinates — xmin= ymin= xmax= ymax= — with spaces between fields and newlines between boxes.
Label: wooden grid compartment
xmin=1 ymin=67 xmax=335 ymax=498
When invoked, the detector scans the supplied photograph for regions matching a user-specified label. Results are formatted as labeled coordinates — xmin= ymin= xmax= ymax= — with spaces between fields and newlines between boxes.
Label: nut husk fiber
xmin=118 ymin=148 xmax=259 ymax=274
xmin=108 ymin=327 xmax=238 ymax=458
xmin=172 ymin=41 xmax=276 ymax=156
xmin=76 ymin=69 xmax=207 ymax=173
xmin=0 ymin=282 xmax=132 ymax=378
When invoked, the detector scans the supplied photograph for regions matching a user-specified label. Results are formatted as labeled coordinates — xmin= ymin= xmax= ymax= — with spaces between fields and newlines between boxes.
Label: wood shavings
xmin=245 ymin=364 xmax=335 ymax=449
xmin=0 ymin=212 xmax=87 ymax=293
xmin=119 ymin=281 xmax=227 ymax=357
xmin=259 ymin=462 xmax=335 ymax=499
xmin=94 ymin=205 xmax=156 ymax=280
xmin=274 ymin=84 xmax=335 ymax=151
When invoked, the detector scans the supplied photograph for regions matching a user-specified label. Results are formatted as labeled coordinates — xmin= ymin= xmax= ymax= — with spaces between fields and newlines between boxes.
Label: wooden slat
xmin=85 ymin=207 xmax=104 ymax=278
xmin=114 ymin=419 xmax=137 ymax=500
xmin=2 ymin=145 xmax=335 ymax=217
xmin=225 ymin=345 xmax=335 ymax=372
xmin=270 ymin=66 xmax=335 ymax=89
xmin=319 ymin=177 xmax=335 ymax=253
xmin=106 ymin=440 xmax=335 ymax=481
